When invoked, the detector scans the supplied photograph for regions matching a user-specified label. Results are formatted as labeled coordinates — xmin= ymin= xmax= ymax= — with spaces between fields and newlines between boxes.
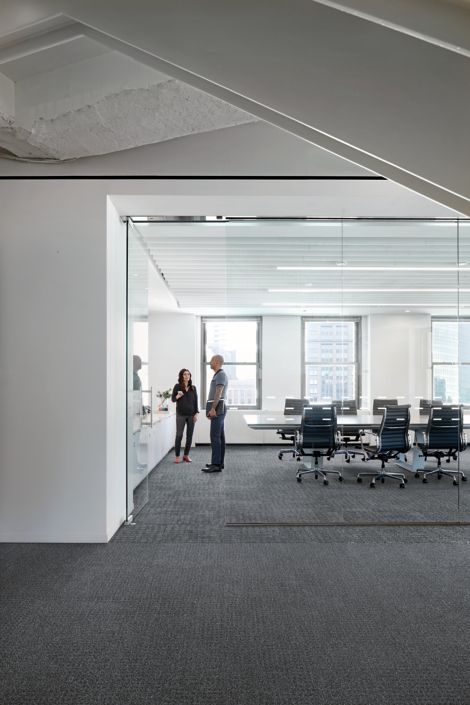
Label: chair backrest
xmin=301 ymin=405 xmax=337 ymax=450
xmin=426 ymin=405 xmax=466 ymax=451
xmin=373 ymin=398 xmax=398 ymax=414
xmin=419 ymin=398 xmax=443 ymax=415
xmin=332 ymin=399 xmax=357 ymax=415
xmin=284 ymin=398 xmax=309 ymax=415
xmin=377 ymin=405 xmax=411 ymax=453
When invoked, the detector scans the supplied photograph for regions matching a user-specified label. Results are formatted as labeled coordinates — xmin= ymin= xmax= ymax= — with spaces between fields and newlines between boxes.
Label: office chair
xmin=294 ymin=405 xmax=342 ymax=485
xmin=419 ymin=398 xmax=443 ymax=415
xmin=417 ymin=405 xmax=468 ymax=485
xmin=372 ymin=398 xmax=398 ymax=415
xmin=332 ymin=399 xmax=365 ymax=462
xmin=277 ymin=398 xmax=310 ymax=460
xmin=357 ymin=405 xmax=411 ymax=488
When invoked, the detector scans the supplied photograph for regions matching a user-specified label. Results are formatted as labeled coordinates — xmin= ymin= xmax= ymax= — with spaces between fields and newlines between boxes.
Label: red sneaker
xmin=175 ymin=456 xmax=181 ymax=464
xmin=183 ymin=455 xmax=192 ymax=463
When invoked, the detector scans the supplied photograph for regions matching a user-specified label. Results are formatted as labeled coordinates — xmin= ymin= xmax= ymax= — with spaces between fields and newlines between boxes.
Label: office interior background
xmin=2 ymin=3 xmax=470 ymax=703
xmin=1 ymin=0 xmax=470 ymax=541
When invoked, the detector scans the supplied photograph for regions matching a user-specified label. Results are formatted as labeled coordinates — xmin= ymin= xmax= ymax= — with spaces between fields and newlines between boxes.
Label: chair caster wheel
xmin=404 ymin=478 xmax=408 ymax=484
xmin=462 ymin=476 xmax=467 ymax=482
xmin=415 ymin=473 xmax=420 ymax=479
xmin=346 ymin=458 xmax=350 ymax=463
xmin=278 ymin=453 xmax=283 ymax=460
xmin=423 ymin=478 xmax=428 ymax=483
xmin=314 ymin=474 xmax=319 ymax=480
xmin=338 ymin=475 xmax=343 ymax=482
xmin=357 ymin=477 xmax=362 ymax=483
xmin=438 ymin=474 xmax=442 ymax=480
xmin=399 ymin=482 xmax=405 ymax=488
xmin=296 ymin=476 xmax=302 ymax=483
xmin=453 ymin=480 xmax=459 ymax=486
xmin=381 ymin=478 xmax=385 ymax=483
xmin=323 ymin=480 xmax=329 ymax=486
xmin=369 ymin=482 xmax=376 ymax=488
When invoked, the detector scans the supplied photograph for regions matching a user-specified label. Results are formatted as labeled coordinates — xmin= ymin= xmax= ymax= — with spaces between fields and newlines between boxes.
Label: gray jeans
xmin=175 ymin=414 xmax=195 ymax=456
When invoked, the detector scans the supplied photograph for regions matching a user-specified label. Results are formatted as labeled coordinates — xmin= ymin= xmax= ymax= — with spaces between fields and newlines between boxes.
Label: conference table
xmin=243 ymin=411 xmax=470 ymax=472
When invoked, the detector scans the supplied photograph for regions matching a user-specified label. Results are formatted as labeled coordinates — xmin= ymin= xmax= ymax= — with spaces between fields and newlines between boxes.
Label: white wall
xmin=262 ymin=317 xmax=302 ymax=408
xmin=369 ymin=313 xmax=431 ymax=409
xmin=0 ymin=182 xmax=111 ymax=541
xmin=149 ymin=312 xmax=198 ymax=401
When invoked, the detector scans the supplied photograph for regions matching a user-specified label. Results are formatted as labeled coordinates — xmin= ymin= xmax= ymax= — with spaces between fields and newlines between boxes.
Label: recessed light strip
xmin=277 ymin=266 xmax=470 ymax=271
xmin=261 ymin=302 xmax=470 ymax=307
xmin=268 ymin=288 xmax=470 ymax=293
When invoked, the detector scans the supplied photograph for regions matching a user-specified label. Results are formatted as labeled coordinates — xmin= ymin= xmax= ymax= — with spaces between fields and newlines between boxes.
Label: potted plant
xmin=157 ymin=388 xmax=172 ymax=411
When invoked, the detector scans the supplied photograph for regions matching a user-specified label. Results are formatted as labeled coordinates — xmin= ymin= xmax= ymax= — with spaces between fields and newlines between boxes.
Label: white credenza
xmin=140 ymin=411 xmax=176 ymax=472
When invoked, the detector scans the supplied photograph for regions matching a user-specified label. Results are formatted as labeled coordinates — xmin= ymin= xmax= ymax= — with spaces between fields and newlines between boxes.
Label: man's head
xmin=210 ymin=354 xmax=224 ymax=372
xmin=133 ymin=355 xmax=142 ymax=372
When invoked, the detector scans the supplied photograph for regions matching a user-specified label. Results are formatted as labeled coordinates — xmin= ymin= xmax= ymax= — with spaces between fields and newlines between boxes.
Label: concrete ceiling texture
xmin=0 ymin=0 xmax=469 ymax=216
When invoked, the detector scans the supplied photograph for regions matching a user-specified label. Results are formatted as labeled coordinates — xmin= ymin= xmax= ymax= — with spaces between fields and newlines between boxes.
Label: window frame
xmin=301 ymin=316 xmax=361 ymax=406
xmin=431 ymin=316 xmax=470 ymax=403
xmin=201 ymin=316 xmax=262 ymax=410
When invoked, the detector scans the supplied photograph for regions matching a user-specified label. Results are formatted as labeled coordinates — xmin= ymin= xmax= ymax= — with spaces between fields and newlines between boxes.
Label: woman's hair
xmin=178 ymin=368 xmax=193 ymax=390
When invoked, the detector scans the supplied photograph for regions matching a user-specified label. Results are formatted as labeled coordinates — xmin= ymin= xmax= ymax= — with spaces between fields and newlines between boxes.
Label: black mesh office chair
xmin=417 ymin=405 xmax=468 ymax=485
xmin=373 ymin=398 xmax=398 ymax=414
xmin=419 ymin=398 xmax=443 ymax=415
xmin=332 ymin=399 xmax=364 ymax=462
xmin=357 ymin=405 xmax=411 ymax=488
xmin=294 ymin=405 xmax=342 ymax=485
xmin=277 ymin=398 xmax=309 ymax=460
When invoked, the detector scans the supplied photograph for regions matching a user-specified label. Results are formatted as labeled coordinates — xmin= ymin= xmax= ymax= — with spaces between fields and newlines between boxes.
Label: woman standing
xmin=171 ymin=369 xmax=199 ymax=463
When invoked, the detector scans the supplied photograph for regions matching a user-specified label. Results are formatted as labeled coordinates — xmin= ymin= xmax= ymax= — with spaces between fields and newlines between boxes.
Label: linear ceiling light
xmin=261 ymin=302 xmax=469 ymax=307
xmin=268 ymin=288 xmax=470 ymax=293
xmin=277 ymin=266 xmax=470 ymax=271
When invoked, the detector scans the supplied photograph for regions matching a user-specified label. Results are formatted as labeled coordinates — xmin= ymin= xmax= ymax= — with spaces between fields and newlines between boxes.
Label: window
xmin=202 ymin=318 xmax=261 ymax=409
xmin=432 ymin=318 xmax=470 ymax=403
xmin=303 ymin=318 xmax=360 ymax=403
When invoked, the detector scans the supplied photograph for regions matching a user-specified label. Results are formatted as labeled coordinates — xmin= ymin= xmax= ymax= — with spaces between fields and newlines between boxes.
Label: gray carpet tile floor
xmin=2 ymin=446 xmax=470 ymax=704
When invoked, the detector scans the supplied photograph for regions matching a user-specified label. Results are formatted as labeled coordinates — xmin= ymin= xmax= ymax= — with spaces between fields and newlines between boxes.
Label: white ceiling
xmin=132 ymin=218 xmax=470 ymax=316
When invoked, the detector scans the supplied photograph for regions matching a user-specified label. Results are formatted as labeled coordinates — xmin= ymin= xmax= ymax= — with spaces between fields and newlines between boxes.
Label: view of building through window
xmin=432 ymin=319 xmax=470 ymax=403
xmin=304 ymin=319 xmax=358 ymax=403
xmin=203 ymin=318 xmax=260 ymax=408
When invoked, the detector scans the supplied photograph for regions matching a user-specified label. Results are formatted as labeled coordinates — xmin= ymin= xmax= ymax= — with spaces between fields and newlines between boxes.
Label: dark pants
xmin=175 ymin=415 xmax=195 ymax=456
xmin=210 ymin=411 xmax=227 ymax=466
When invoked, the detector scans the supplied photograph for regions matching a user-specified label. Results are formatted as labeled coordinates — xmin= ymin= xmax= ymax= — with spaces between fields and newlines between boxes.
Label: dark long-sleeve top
xmin=171 ymin=384 xmax=199 ymax=416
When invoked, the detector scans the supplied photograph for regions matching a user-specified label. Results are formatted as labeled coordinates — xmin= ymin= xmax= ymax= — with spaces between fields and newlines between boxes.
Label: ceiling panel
xmin=133 ymin=219 xmax=470 ymax=315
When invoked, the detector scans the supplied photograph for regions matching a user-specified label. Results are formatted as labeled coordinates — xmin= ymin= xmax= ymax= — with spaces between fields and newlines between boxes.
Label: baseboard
xmin=0 ymin=531 xmax=110 ymax=543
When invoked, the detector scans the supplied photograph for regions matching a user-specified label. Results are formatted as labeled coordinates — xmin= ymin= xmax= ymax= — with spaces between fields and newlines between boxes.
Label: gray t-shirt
xmin=208 ymin=368 xmax=228 ymax=405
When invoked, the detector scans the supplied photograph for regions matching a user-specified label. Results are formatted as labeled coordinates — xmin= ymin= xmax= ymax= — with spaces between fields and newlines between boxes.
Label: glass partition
xmin=130 ymin=216 xmax=470 ymax=525
xmin=126 ymin=222 xmax=150 ymax=521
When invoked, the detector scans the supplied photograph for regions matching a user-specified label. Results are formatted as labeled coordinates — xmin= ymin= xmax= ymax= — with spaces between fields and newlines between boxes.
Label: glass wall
xmin=130 ymin=217 xmax=470 ymax=524
xmin=126 ymin=222 xmax=150 ymax=521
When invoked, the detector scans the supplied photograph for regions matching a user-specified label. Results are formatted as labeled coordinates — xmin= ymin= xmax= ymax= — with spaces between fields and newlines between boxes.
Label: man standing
xmin=202 ymin=354 xmax=228 ymax=473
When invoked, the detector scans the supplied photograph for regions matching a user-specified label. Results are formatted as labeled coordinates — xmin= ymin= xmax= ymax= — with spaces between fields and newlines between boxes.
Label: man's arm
xmin=208 ymin=384 xmax=225 ymax=417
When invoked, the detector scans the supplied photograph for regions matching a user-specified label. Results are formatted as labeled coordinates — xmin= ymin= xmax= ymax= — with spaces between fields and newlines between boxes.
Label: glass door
xmin=126 ymin=221 xmax=150 ymax=521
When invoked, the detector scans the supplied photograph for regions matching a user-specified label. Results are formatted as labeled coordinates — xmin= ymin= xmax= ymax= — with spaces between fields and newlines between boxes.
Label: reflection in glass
xmin=126 ymin=226 xmax=150 ymax=521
